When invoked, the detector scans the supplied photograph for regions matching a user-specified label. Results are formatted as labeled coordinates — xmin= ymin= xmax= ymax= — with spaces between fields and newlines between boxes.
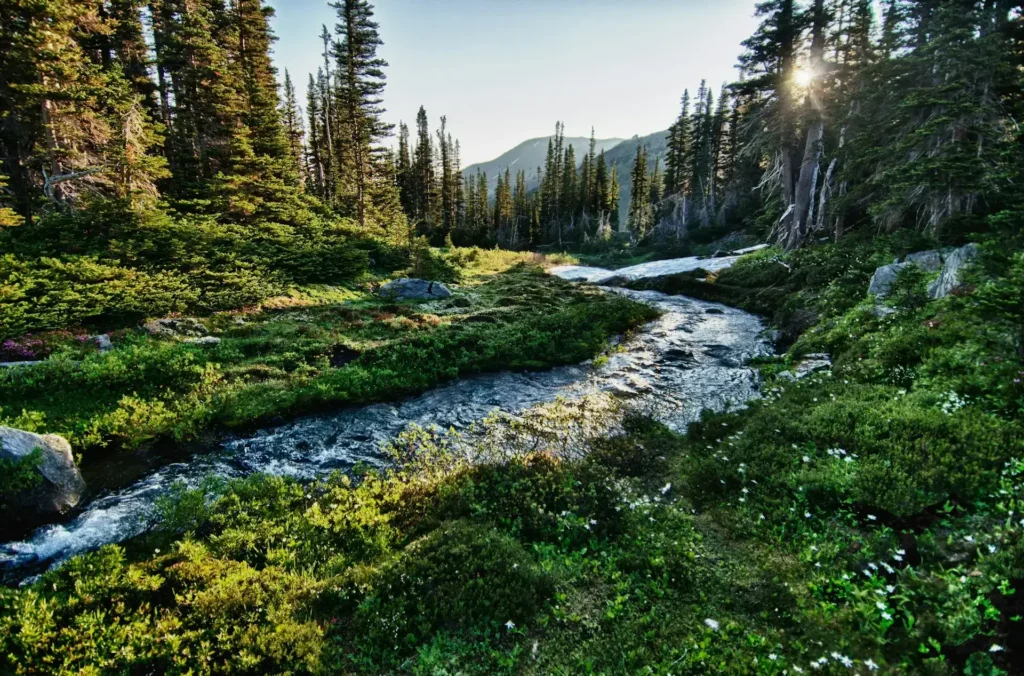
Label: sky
xmin=267 ymin=0 xmax=762 ymax=167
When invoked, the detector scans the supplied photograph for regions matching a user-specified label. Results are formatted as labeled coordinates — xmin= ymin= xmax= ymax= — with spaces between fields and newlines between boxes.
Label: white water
xmin=550 ymin=254 xmax=742 ymax=284
xmin=1 ymin=256 xmax=770 ymax=578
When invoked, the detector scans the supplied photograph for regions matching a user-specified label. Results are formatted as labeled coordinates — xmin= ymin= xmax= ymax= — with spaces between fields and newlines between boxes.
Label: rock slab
xmin=378 ymin=278 xmax=452 ymax=300
xmin=144 ymin=317 xmax=208 ymax=338
xmin=0 ymin=426 xmax=85 ymax=514
xmin=928 ymin=243 xmax=979 ymax=299
xmin=868 ymin=244 xmax=979 ymax=300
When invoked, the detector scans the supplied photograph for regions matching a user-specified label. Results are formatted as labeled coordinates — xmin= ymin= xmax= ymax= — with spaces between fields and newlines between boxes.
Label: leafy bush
xmin=353 ymin=520 xmax=555 ymax=653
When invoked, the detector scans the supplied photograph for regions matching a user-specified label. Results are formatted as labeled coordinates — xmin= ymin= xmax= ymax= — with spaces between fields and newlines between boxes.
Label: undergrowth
xmin=0 ymin=238 xmax=1021 ymax=673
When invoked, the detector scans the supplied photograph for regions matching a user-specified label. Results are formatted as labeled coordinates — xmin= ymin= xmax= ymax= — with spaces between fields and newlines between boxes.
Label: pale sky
xmin=267 ymin=0 xmax=762 ymax=166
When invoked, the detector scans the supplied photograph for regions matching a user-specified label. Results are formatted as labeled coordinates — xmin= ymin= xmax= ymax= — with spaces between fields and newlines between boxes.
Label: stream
xmin=0 ymin=256 xmax=771 ymax=580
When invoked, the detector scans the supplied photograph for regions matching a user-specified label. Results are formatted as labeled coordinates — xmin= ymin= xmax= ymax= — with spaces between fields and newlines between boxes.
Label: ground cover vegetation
xmin=0 ymin=261 xmax=651 ymax=459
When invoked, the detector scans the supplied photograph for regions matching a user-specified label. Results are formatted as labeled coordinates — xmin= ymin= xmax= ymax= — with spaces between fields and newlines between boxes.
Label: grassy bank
xmin=0 ymin=254 xmax=651 ymax=461
xmin=1 ymin=238 xmax=1021 ymax=674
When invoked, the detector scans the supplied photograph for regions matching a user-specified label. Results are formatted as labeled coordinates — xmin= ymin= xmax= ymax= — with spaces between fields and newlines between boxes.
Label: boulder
xmin=598 ymin=275 xmax=630 ymax=287
xmin=0 ymin=361 xmax=43 ymax=369
xmin=144 ymin=317 xmax=208 ymax=338
xmin=0 ymin=426 xmax=85 ymax=514
xmin=867 ymin=262 xmax=909 ymax=299
xmin=92 ymin=334 xmax=113 ymax=352
xmin=928 ymin=243 xmax=979 ymax=299
xmin=904 ymin=250 xmax=944 ymax=272
xmin=867 ymin=245 xmax=979 ymax=301
xmin=731 ymin=243 xmax=770 ymax=256
xmin=793 ymin=353 xmax=832 ymax=379
xmin=184 ymin=336 xmax=221 ymax=346
xmin=378 ymin=278 xmax=452 ymax=300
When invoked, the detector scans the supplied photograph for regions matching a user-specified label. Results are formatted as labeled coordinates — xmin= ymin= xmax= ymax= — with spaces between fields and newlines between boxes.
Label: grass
xmin=0 ymin=249 xmax=652 ymax=461
xmin=0 ymin=237 xmax=1021 ymax=673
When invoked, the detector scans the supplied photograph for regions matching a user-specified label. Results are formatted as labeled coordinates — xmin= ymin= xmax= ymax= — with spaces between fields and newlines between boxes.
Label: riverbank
xmin=1 ymin=238 xmax=1022 ymax=673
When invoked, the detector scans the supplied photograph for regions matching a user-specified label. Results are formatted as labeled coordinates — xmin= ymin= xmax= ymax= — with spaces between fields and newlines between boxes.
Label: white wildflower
xmin=704 ymin=618 xmax=720 ymax=631
xmin=505 ymin=620 xmax=516 ymax=630
xmin=864 ymin=658 xmax=878 ymax=671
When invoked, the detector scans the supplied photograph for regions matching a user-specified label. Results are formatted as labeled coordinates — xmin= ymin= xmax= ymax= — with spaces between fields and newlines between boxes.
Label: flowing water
xmin=0 ymin=256 xmax=771 ymax=579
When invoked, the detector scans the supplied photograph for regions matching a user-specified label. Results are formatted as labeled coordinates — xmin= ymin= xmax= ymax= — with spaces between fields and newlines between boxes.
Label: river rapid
xmin=0 ymin=256 xmax=771 ymax=580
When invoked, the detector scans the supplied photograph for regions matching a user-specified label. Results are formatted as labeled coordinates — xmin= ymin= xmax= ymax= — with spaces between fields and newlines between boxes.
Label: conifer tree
xmin=305 ymin=73 xmax=326 ymax=196
xmin=411 ymin=106 xmax=433 ymax=227
xmin=665 ymin=89 xmax=691 ymax=196
xmin=593 ymin=150 xmax=609 ymax=221
xmin=476 ymin=169 xmax=490 ymax=241
xmin=627 ymin=144 xmax=652 ymax=240
xmin=281 ymin=70 xmax=305 ymax=181
xmin=396 ymin=121 xmax=413 ymax=216
xmin=331 ymin=0 xmax=394 ymax=228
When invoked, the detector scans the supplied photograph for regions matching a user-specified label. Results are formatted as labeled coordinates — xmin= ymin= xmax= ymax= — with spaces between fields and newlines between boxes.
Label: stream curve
xmin=0 ymin=256 xmax=771 ymax=579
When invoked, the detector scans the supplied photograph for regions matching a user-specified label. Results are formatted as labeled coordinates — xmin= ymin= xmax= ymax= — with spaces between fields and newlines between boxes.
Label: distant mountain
xmin=462 ymin=129 xmax=670 ymax=225
xmin=462 ymin=135 xmax=625 ymax=195
xmin=601 ymin=130 xmax=671 ymax=226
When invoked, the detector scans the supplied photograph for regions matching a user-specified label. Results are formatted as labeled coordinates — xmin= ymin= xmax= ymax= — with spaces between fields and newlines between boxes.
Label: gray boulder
xmin=0 ymin=426 xmax=85 ymax=514
xmin=92 ymin=334 xmax=113 ymax=352
xmin=0 ymin=361 xmax=44 ymax=369
xmin=793 ymin=353 xmax=832 ymax=379
xmin=928 ymin=243 xmax=979 ymax=299
xmin=868 ymin=245 xmax=979 ymax=301
xmin=904 ymin=250 xmax=944 ymax=272
xmin=867 ymin=262 xmax=909 ymax=299
xmin=378 ymin=278 xmax=452 ymax=300
xmin=184 ymin=336 xmax=222 ymax=346
xmin=144 ymin=317 xmax=208 ymax=338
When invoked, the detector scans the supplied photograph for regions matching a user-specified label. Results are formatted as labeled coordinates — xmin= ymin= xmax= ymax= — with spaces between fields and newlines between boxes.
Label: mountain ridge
xmin=462 ymin=135 xmax=626 ymax=194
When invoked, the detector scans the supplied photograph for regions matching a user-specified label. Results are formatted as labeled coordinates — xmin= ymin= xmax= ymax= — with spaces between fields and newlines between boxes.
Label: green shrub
xmin=353 ymin=519 xmax=555 ymax=652
xmin=0 ymin=447 xmax=42 ymax=500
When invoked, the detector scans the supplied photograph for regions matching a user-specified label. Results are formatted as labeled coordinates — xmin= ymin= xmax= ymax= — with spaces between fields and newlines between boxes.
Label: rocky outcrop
xmin=868 ymin=244 xmax=979 ymax=301
xmin=867 ymin=262 xmax=906 ymax=299
xmin=778 ymin=353 xmax=832 ymax=381
xmin=144 ymin=317 xmax=208 ymax=338
xmin=0 ymin=426 xmax=85 ymax=514
xmin=927 ymin=243 xmax=979 ymax=299
xmin=378 ymin=278 xmax=452 ymax=300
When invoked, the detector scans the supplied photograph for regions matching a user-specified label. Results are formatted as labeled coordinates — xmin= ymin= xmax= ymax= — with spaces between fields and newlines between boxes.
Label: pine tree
xmin=331 ymin=0 xmax=394 ymax=229
xmin=436 ymin=116 xmax=453 ymax=236
xmin=0 ymin=0 xmax=167 ymax=217
xmin=396 ymin=121 xmax=413 ymax=215
xmin=305 ymin=73 xmax=326 ymax=196
xmin=561 ymin=143 xmax=577 ymax=236
xmin=476 ymin=169 xmax=490 ymax=241
xmin=107 ymin=0 xmax=159 ymax=118
xmin=411 ymin=106 xmax=433 ymax=227
xmin=281 ymin=70 xmax=305 ymax=181
xmin=665 ymin=89 xmax=691 ymax=196
xmin=649 ymin=156 xmax=663 ymax=207
xmin=627 ymin=144 xmax=652 ymax=240
xmin=231 ymin=0 xmax=290 ymax=170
